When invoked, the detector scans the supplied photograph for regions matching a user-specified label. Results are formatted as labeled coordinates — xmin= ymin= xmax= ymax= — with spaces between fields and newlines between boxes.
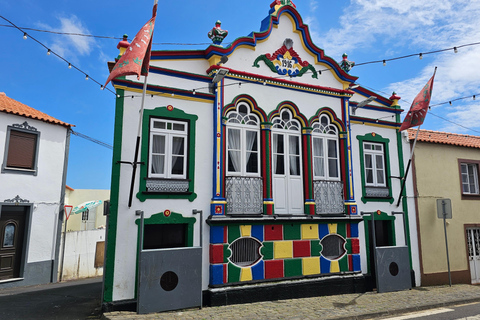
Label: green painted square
xmin=261 ymin=241 xmax=274 ymax=260
xmin=339 ymin=254 xmax=349 ymax=272
xmin=224 ymin=243 xmax=231 ymax=262
xmin=337 ymin=223 xmax=346 ymax=238
xmin=228 ymin=263 xmax=241 ymax=283
xmin=228 ymin=225 xmax=241 ymax=244
xmin=310 ymin=240 xmax=322 ymax=257
xmin=346 ymin=239 xmax=352 ymax=254
xmin=284 ymin=258 xmax=303 ymax=277
xmin=284 ymin=223 xmax=301 ymax=240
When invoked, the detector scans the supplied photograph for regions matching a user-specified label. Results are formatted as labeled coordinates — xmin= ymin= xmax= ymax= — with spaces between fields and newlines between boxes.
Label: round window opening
xmin=389 ymin=262 xmax=399 ymax=276
xmin=229 ymin=237 xmax=262 ymax=267
xmin=160 ymin=271 xmax=179 ymax=291
xmin=320 ymin=234 xmax=346 ymax=260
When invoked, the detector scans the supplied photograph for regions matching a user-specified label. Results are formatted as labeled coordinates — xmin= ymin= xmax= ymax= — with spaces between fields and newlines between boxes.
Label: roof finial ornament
xmin=339 ymin=53 xmax=355 ymax=73
xmin=208 ymin=20 xmax=228 ymax=45
xmin=116 ymin=34 xmax=130 ymax=59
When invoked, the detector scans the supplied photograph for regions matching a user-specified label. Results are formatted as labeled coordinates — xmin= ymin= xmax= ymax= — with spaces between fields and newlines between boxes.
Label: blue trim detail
xmin=210 ymin=264 xmax=224 ymax=285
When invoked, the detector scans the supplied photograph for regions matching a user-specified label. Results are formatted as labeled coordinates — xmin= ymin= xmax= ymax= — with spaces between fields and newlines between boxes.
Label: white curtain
xmin=151 ymin=135 xmax=165 ymax=174
xmin=228 ymin=128 xmax=241 ymax=172
xmin=313 ymin=137 xmax=324 ymax=177
xmin=289 ymin=135 xmax=299 ymax=176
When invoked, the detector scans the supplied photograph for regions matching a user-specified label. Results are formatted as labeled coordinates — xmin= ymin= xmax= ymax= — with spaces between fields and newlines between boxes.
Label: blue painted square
xmin=210 ymin=226 xmax=225 ymax=244
xmin=210 ymin=264 xmax=224 ymax=285
xmin=251 ymin=225 xmax=264 ymax=242
xmin=320 ymin=256 xmax=331 ymax=274
xmin=352 ymin=254 xmax=361 ymax=272
xmin=319 ymin=224 xmax=329 ymax=239
xmin=251 ymin=260 xmax=264 ymax=280
xmin=350 ymin=223 xmax=359 ymax=238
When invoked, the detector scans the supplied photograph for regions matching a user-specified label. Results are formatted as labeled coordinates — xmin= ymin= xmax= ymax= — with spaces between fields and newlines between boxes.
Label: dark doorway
xmin=0 ymin=206 xmax=27 ymax=280
xmin=365 ymin=219 xmax=394 ymax=290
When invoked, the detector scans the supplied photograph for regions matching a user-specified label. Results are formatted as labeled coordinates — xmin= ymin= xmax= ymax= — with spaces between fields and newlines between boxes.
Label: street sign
xmin=64 ymin=205 xmax=73 ymax=221
xmin=436 ymin=198 xmax=452 ymax=219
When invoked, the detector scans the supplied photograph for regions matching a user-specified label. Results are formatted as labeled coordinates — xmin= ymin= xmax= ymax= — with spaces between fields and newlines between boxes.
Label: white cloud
xmin=303 ymin=0 xmax=480 ymax=134
xmin=38 ymin=15 xmax=96 ymax=61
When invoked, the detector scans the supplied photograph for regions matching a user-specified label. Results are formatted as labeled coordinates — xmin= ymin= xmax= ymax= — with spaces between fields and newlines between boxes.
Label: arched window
xmin=226 ymin=102 xmax=260 ymax=176
xmin=312 ymin=115 xmax=340 ymax=181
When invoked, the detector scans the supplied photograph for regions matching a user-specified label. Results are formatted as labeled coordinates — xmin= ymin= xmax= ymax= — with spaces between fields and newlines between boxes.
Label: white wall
xmin=59 ymin=229 xmax=105 ymax=280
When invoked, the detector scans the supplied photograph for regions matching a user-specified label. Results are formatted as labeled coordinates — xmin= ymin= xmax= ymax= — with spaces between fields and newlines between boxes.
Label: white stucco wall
xmin=0 ymin=112 xmax=68 ymax=266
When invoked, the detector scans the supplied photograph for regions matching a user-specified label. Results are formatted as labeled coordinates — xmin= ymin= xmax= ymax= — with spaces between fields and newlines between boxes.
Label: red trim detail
xmin=347 ymin=223 xmax=351 ymax=238
xmin=264 ymin=225 xmax=283 ymax=241
xmin=210 ymin=244 xmax=224 ymax=264
xmin=348 ymin=254 xmax=353 ymax=271
xmin=223 ymin=263 xmax=227 ymax=284
xmin=293 ymin=240 xmax=311 ymax=257
xmin=265 ymin=260 xmax=284 ymax=279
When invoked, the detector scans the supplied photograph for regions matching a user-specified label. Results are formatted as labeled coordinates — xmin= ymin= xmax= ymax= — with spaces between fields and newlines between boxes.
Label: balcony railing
xmin=313 ymin=180 xmax=344 ymax=214
xmin=225 ymin=177 xmax=263 ymax=214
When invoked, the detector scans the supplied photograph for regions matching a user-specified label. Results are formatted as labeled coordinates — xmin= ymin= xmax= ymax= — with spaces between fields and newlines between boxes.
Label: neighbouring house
xmin=57 ymin=186 xmax=109 ymax=281
xmin=409 ymin=129 xmax=480 ymax=285
xmin=0 ymin=92 xmax=71 ymax=288
xmin=103 ymin=2 xmax=420 ymax=312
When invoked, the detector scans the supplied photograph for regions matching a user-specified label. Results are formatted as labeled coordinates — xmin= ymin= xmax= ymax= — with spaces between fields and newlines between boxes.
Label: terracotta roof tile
xmin=407 ymin=129 xmax=480 ymax=149
xmin=0 ymin=92 xmax=72 ymax=128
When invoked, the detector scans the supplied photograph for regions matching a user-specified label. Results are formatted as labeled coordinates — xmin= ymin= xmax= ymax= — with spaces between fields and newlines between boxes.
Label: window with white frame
xmin=363 ymin=142 xmax=386 ymax=187
xmin=226 ymin=102 xmax=260 ymax=176
xmin=312 ymin=115 xmax=340 ymax=181
xmin=461 ymin=162 xmax=479 ymax=195
xmin=148 ymin=118 xmax=188 ymax=179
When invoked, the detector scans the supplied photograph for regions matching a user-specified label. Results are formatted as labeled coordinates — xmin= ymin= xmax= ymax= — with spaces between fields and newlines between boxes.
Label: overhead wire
xmin=71 ymin=130 xmax=113 ymax=150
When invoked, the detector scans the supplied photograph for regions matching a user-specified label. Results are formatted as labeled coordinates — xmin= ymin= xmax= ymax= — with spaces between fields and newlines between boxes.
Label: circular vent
xmin=320 ymin=234 xmax=346 ymax=260
xmin=229 ymin=237 xmax=262 ymax=267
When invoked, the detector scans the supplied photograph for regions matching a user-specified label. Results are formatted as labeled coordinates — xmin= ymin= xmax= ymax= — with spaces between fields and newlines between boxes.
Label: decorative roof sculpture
xmin=208 ymin=20 xmax=228 ymax=45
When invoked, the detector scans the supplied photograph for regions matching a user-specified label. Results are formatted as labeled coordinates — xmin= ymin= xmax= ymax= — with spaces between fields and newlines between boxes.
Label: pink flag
xmin=399 ymin=71 xmax=436 ymax=131
xmin=104 ymin=4 xmax=157 ymax=88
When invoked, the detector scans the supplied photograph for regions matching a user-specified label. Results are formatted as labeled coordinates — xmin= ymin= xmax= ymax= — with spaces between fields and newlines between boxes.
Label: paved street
xmin=103 ymin=284 xmax=480 ymax=320
xmin=0 ymin=277 xmax=102 ymax=320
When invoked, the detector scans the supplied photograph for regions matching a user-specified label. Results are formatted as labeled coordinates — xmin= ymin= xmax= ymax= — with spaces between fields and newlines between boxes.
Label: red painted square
xmin=351 ymin=238 xmax=360 ymax=254
xmin=293 ymin=240 xmax=311 ymax=257
xmin=348 ymin=254 xmax=353 ymax=271
xmin=265 ymin=260 xmax=284 ymax=279
xmin=347 ymin=224 xmax=351 ymax=238
xmin=264 ymin=224 xmax=283 ymax=241
xmin=210 ymin=244 xmax=224 ymax=264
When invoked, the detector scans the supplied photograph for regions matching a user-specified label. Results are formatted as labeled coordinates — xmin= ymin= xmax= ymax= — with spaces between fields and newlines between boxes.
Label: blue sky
xmin=2 ymin=0 xmax=479 ymax=189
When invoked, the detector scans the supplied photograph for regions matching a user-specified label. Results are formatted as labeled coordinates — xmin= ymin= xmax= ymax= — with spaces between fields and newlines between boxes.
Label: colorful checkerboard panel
xmin=209 ymin=222 xmax=361 ymax=285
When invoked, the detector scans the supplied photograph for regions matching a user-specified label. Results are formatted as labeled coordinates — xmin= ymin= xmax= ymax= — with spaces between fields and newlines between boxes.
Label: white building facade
xmin=103 ymin=2 xmax=419 ymax=311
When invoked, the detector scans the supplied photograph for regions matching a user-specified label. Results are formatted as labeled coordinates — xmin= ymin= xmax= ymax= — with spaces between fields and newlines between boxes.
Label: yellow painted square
xmin=328 ymin=223 xmax=337 ymax=234
xmin=240 ymin=267 xmax=253 ymax=281
xmin=274 ymin=241 xmax=293 ymax=259
xmin=302 ymin=257 xmax=320 ymax=275
xmin=330 ymin=260 xmax=340 ymax=273
xmin=301 ymin=224 xmax=319 ymax=239
xmin=240 ymin=225 xmax=251 ymax=237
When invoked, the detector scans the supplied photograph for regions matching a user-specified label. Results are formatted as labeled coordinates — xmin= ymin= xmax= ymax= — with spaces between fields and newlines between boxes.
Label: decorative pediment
xmin=4 ymin=195 xmax=30 ymax=204
xmin=12 ymin=121 xmax=37 ymax=131
xmin=253 ymin=39 xmax=317 ymax=78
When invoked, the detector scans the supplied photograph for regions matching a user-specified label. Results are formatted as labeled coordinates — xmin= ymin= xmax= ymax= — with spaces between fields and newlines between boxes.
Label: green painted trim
xmin=136 ymin=107 xmax=198 ymax=202
xmin=135 ymin=211 xmax=197 ymax=247
xmin=261 ymin=242 xmax=274 ymax=260
xmin=356 ymin=133 xmax=394 ymax=203
xmin=310 ymin=240 xmax=322 ymax=256
xmin=339 ymin=253 xmax=349 ymax=271
xmin=363 ymin=212 xmax=396 ymax=273
xmin=228 ymin=263 xmax=241 ymax=282
xmin=284 ymin=223 xmax=301 ymax=240
xmin=284 ymin=258 xmax=303 ymax=277
xmin=228 ymin=225 xmax=241 ymax=244
xmin=103 ymin=90 xmax=125 ymax=303
xmin=396 ymin=130 xmax=413 ymax=268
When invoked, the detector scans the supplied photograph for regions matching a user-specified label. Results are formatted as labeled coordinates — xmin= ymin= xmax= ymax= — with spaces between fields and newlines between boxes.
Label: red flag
xmin=104 ymin=3 xmax=157 ymax=88
xmin=399 ymin=70 xmax=436 ymax=131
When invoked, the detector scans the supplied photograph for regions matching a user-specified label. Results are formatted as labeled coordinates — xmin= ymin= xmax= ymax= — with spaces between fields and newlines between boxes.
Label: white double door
xmin=272 ymin=131 xmax=303 ymax=214
xmin=467 ymin=228 xmax=480 ymax=284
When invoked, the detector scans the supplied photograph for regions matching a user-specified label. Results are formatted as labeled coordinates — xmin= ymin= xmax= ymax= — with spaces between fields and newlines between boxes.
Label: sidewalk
xmin=103 ymin=284 xmax=480 ymax=320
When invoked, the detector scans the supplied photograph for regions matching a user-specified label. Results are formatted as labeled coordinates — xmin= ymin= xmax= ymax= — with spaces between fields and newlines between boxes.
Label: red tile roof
xmin=408 ymin=129 xmax=480 ymax=149
xmin=0 ymin=92 xmax=72 ymax=128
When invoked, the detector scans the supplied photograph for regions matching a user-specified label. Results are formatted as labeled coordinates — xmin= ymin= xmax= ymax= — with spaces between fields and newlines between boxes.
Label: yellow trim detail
xmin=240 ymin=225 xmax=252 ymax=237
xmin=328 ymin=223 xmax=337 ymax=234
xmin=330 ymin=260 xmax=340 ymax=273
xmin=240 ymin=267 xmax=253 ymax=281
